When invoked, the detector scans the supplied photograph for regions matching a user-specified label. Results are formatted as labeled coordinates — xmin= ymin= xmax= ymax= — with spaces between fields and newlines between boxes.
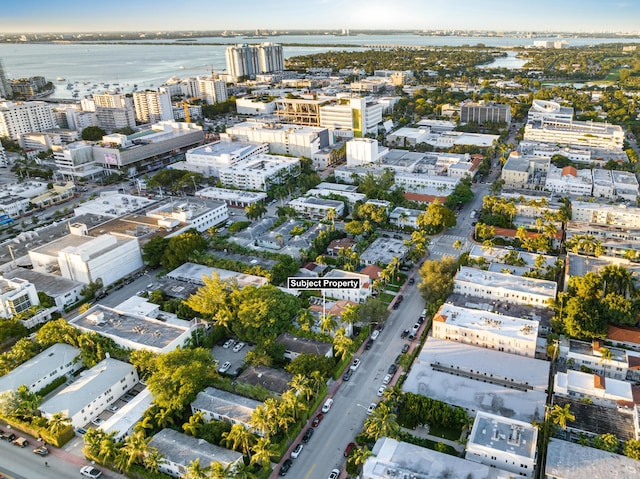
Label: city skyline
xmin=2 ymin=0 xmax=640 ymax=34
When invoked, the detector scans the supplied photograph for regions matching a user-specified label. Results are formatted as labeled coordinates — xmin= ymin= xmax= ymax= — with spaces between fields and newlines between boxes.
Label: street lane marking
xmin=304 ymin=463 xmax=316 ymax=479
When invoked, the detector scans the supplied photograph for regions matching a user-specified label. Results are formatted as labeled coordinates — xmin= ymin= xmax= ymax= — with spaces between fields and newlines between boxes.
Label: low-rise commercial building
xmin=571 ymin=201 xmax=640 ymax=228
xmin=195 ymin=187 xmax=267 ymax=208
xmin=0 ymin=275 xmax=40 ymax=319
xmin=180 ymin=140 xmax=269 ymax=178
xmin=289 ymin=196 xmax=345 ymax=218
xmin=145 ymin=199 xmax=228 ymax=234
xmin=524 ymin=118 xmax=624 ymax=150
xmin=166 ymin=262 xmax=268 ymax=289
xmin=3 ymin=267 xmax=84 ymax=312
xmin=360 ymin=238 xmax=408 ymax=266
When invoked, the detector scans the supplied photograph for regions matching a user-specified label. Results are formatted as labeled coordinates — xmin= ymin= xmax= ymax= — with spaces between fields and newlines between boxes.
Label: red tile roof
xmin=561 ymin=166 xmax=578 ymax=177
xmin=403 ymin=192 xmax=447 ymax=203
xmin=607 ymin=325 xmax=640 ymax=345
xmin=492 ymin=226 xmax=563 ymax=241
xmin=360 ymin=264 xmax=383 ymax=281
xmin=594 ymin=374 xmax=606 ymax=390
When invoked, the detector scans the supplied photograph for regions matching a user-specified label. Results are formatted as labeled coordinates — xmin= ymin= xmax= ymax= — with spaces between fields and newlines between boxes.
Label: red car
xmin=344 ymin=442 xmax=356 ymax=457
xmin=312 ymin=413 xmax=324 ymax=427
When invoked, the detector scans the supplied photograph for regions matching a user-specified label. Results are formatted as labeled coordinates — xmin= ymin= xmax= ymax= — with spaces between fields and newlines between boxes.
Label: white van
xmin=321 ymin=398 xmax=334 ymax=413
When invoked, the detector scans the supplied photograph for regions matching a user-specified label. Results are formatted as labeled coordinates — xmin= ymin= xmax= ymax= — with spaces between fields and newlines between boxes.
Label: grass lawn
xmin=386 ymin=284 xmax=401 ymax=292
xmin=379 ymin=293 xmax=395 ymax=304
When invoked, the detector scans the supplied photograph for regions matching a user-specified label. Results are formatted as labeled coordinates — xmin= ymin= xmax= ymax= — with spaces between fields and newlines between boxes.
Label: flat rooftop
xmin=69 ymin=305 xmax=189 ymax=351
xmin=191 ymin=387 xmax=262 ymax=424
xmin=469 ymin=412 xmax=537 ymax=460
xmin=196 ymin=187 xmax=268 ymax=202
xmin=166 ymin=262 xmax=268 ymax=289
xmin=546 ymin=438 xmax=640 ymax=479
xmin=403 ymin=336 xmax=549 ymax=422
xmin=3 ymin=267 xmax=84 ymax=296
xmin=455 ymin=266 xmax=557 ymax=298
xmin=315 ymin=182 xmax=358 ymax=193
xmin=187 ymin=140 xmax=264 ymax=157
xmin=434 ymin=303 xmax=539 ymax=342
xmin=360 ymin=238 xmax=408 ymax=265
xmin=553 ymin=396 xmax=637 ymax=439
xmin=149 ymin=428 xmax=243 ymax=468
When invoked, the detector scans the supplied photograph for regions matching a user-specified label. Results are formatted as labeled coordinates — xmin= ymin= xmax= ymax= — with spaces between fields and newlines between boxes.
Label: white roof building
xmin=432 ymin=303 xmax=539 ymax=357
xmin=218 ymin=154 xmax=300 ymax=191
xmin=166 ymin=262 xmax=268 ymax=289
xmin=544 ymin=165 xmax=593 ymax=197
xmin=191 ymin=387 xmax=263 ymax=435
xmin=527 ymin=99 xmax=574 ymax=122
xmin=362 ymin=437 xmax=500 ymax=479
xmin=453 ymin=267 xmax=557 ymax=308
xmin=0 ymin=275 xmax=40 ymax=319
xmin=29 ymin=222 xmax=143 ymax=287
xmin=0 ymin=343 xmax=81 ymax=395
xmin=524 ymin=118 xmax=624 ymax=150
xmin=571 ymin=201 xmax=640 ymax=228
xmin=150 ymin=428 xmax=243 ymax=478
xmin=389 ymin=206 xmax=423 ymax=230
xmin=195 ymin=187 xmax=267 ymax=208
xmin=100 ymin=388 xmax=152 ymax=442
xmin=554 ymin=369 xmax=635 ymax=407
xmin=322 ymin=269 xmax=372 ymax=304
xmin=466 ymin=412 xmax=538 ymax=478
xmin=545 ymin=438 xmax=640 ymax=479
xmin=289 ymin=196 xmax=345 ymax=218
xmin=346 ymin=137 xmax=388 ymax=166
xmin=403 ymin=337 xmax=549 ymax=422
xmin=39 ymin=358 xmax=138 ymax=429
xmin=360 ymin=238 xmax=409 ymax=266
xmin=145 ymin=199 xmax=228 ymax=235
xmin=179 ymin=139 xmax=268 ymax=178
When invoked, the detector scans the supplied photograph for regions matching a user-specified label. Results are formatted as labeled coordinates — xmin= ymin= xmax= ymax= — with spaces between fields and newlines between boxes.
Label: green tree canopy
xmin=418 ymin=256 xmax=458 ymax=305
xmin=81 ymin=126 xmax=106 ymax=141
xmin=161 ymin=229 xmax=208 ymax=271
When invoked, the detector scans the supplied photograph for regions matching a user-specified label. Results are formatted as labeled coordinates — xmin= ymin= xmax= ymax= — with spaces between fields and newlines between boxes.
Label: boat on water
xmin=56 ymin=77 xmax=66 ymax=82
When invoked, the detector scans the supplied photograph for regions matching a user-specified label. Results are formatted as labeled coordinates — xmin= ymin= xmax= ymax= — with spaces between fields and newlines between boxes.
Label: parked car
xmin=417 ymin=316 xmax=424 ymax=325
xmin=75 ymin=428 xmax=87 ymax=436
xmin=400 ymin=329 xmax=410 ymax=339
xmin=328 ymin=468 xmax=340 ymax=479
xmin=0 ymin=430 xmax=16 ymax=441
xmin=343 ymin=370 xmax=352 ymax=381
xmin=279 ymin=459 xmax=292 ymax=476
xmin=108 ymin=405 xmax=119 ymax=412
xmin=302 ymin=428 xmax=314 ymax=443
xmin=291 ymin=443 xmax=304 ymax=459
xmin=408 ymin=277 xmax=415 ymax=284
xmin=33 ymin=446 xmax=49 ymax=456
xmin=233 ymin=342 xmax=246 ymax=353
xmin=218 ymin=361 xmax=231 ymax=373
xmin=344 ymin=442 xmax=356 ymax=457
xmin=12 ymin=437 xmax=28 ymax=447
xmin=365 ymin=339 xmax=374 ymax=350
xmin=80 ymin=465 xmax=103 ymax=478
xmin=367 ymin=403 xmax=377 ymax=415
xmin=321 ymin=398 xmax=333 ymax=413
xmin=402 ymin=344 xmax=410 ymax=354
xmin=370 ymin=329 xmax=380 ymax=340
xmin=222 ymin=339 xmax=235 ymax=349
xmin=412 ymin=322 xmax=421 ymax=332
xmin=350 ymin=358 xmax=361 ymax=371
xmin=312 ymin=413 xmax=324 ymax=427
xmin=382 ymin=374 xmax=392 ymax=385
xmin=91 ymin=417 xmax=104 ymax=426
xmin=377 ymin=386 xmax=386 ymax=397
xmin=388 ymin=364 xmax=398 ymax=375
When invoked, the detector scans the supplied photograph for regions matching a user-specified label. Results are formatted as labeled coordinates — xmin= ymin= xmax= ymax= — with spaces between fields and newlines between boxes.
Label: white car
xmin=377 ymin=386 xmax=386 ymax=397
xmin=382 ymin=374 xmax=392 ymax=386
xmin=371 ymin=329 xmax=380 ymax=341
xmin=233 ymin=342 xmax=246 ymax=353
xmin=218 ymin=361 xmax=231 ymax=373
xmin=80 ymin=466 xmax=103 ymax=478
xmin=367 ymin=403 xmax=377 ymax=415
xmin=291 ymin=443 xmax=304 ymax=459
xmin=350 ymin=358 xmax=361 ymax=371
xmin=328 ymin=469 xmax=340 ymax=479
xmin=321 ymin=398 xmax=333 ymax=413
xmin=91 ymin=417 xmax=104 ymax=426
xmin=222 ymin=339 xmax=235 ymax=349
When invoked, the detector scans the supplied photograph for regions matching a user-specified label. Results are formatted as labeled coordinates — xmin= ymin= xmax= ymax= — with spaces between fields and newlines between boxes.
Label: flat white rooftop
xmin=434 ymin=303 xmax=539 ymax=342
xmin=403 ymin=337 xmax=549 ymax=422
xmin=166 ymin=262 xmax=268 ymax=289
xmin=455 ymin=266 xmax=557 ymax=298
xmin=468 ymin=411 xmax=537 ymax=460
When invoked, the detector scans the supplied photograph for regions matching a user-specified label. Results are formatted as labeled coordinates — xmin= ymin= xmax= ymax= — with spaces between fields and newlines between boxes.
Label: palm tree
xmin=122 ymin=430 xmax=153 ymax=469
xmin=82 ymin=428 xmax=104 ymax=458
xmin=183 ymin=411 xmax=205 ymax=436
xmin=340 ymin=303 xmax=360 ymax=326
xmin=598 ymin=347 xmax=612 ymax=365
xmin=184 ymin=458 xmax=209 ymax=479
xmin=113 ymin=451 xmax=130 ymax=474
xmin=326 ymin=208 xmax=336 ymax=231
xmin=231 ymin=460 xmax=258 ymax=479
xmin=209 ymin=461 xmax=233 ymax=479
xmin=319 ymin=313 xmax=338 ymax=334
xmin=548 ymin=404 xmax=575 ymax=431
xmin=154 ymin=408 xmax=175 ymax=429
xmin=135 ymin=414 xmax=155 ymax=434
xmin=289 ymin=374 xmax=313 ymax=402
xmin=296 ymin=309 xmax=315 ymax=332
xmin=280 ymin=389 xmax=307 ymax=421
xmin=222 ymin=424 xmax=255 ymax=456
xmin=333 ymin=327 xmax=354 ymax=361
xmin=250 ymin=437 xmax=275 ymax=471
xmin=452 ymin=239 xmax=463 ymax=251
xmin=98 ymin=435 xmax=119 ymax=464
xmin=47 ymin=412 xmax=71 ymax=436
xmin=143 ymin=450 xmax=163 ymax=474
xmin=250 ymin=405 xmax=273 ymax=438
xmin=364 ymin=402 xmax=400 ymax=441
xmin=351 ymin=445 xmax=374 ymax=467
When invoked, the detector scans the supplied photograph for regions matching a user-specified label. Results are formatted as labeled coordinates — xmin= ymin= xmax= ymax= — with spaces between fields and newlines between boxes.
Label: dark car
xmin=408 ymin=277 xmax=415 ymax=284
xmin=400 ymin=329 xmax=410 ymax=339
xmin=402 ymin=344 xmax=410 ymax=353
xmin=279 ymin=459 xmax=293 ymax=476
xmin=395 ymin=354 xmax=403 ymax=364
xmin=302 ymin=428 xmax=314 ymax=443
xmin=343 ymin=370 xmax=352 ymax=381
xmin=417 ymin=316 xmax=424 ymax=325
xmin=388 ymin=364 xmax=398 ymax=375
xmin=365 ymin=338 xmax=374 ymax=350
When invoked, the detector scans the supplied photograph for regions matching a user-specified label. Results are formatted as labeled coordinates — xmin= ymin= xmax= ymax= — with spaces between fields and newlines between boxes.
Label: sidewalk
xmin=400 ymin=426 xmax=465 ymax=454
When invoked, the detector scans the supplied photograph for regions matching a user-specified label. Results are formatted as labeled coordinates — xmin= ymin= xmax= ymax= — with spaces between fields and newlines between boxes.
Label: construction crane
xmin=182 ymin=95 xmax=206 ymax=123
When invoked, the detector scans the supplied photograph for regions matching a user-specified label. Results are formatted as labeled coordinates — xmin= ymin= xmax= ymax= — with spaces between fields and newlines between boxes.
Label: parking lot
xmin=211 ymin=339 xmax=254 ymax=377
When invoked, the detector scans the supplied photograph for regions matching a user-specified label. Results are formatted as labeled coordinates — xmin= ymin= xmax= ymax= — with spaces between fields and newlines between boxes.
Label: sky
xmin=1 ymin=0 xmax=639 ymax=34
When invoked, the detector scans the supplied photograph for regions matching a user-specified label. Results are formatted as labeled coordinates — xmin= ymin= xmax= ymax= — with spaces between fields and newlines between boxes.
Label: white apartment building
xmin=218 ymin=154 xmax=299 ymax=191
xmin=466 ymin=412 xmax=538 ymax=478
xmin=524 ymin=118 xmax=624 ymax=150
xmin=0 ymin=343 xmax=81 ymax=395
xmin=544 ymin=165 xmax=593 ymax=196
xmin=389 ymin=206 xmax=423 ymax=229
xmin=319 ymin=97 xmax=382 ymax=137
xmin=29 ymin=222 xmax=143 ymax=286
xmin=345 ymin=137 xmax=388 ymax=166
xmin=235 ymin=97 xmax=277 ymax=115
xmin=571 ymin=201 xmax=640 ymax=227
xmin=460 ymin=101 xmax=511 ymax=125
xmin=288 ymin=196 xmax=345 ymax=218
xmin=191 ymin=387 xmax=262 ymax=435
xmin=132 ymin=91 xmax=173 ymax=123
xmin=554 ymin=369 xmax=634 ymax=407
xmin=180 ymin=140 xmax=268 ymax=177
xmin=90 ymin=92 xmax=136 ymax=130
xmin=53 ymin=141 xmax=104 ymax=181
xmin=39 ymin=358 xmax=138 ymax=429
xmin=197 ymin=76 xmax=228 ymax=105
xmin=453 ymin=266 xmax=557 ymax=307
xmin=225 ymin=43 xmax=283 ymax=80
xmin=528 ymin=99 xmax=574 ymax=122
xmin=305 ymin=185 xmax=366 ymax=206
xmin=146 ymin=199 xmax=229 ymax=234
xmin=225 ymin=121 xmax=330 ymax=158
xmin=0 ymin=343 xmax=82 ymax=394
xmin=559 ymin=338 xmax=638 ymax=381
xmin=432 ymin=303 xmax=539 ymax=357
xmin=0 ymin=275 xmax=40 ymax=319
xmin=0 ymin=101 xmax=57 ymax=142
xmin=394 ymin=172 xmax=460 ymax=196
xmin=195 ymin=187 xmax=268 ymax=208
xmin=321 ymin=269 xmax=371 ymax=303
xmin=150 ymin=429 xmax=243 ymax=479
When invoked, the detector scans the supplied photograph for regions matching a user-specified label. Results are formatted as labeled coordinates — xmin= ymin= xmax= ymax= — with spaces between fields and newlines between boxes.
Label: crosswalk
xmin=429 ymin=234 xmax=473 ymax=257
